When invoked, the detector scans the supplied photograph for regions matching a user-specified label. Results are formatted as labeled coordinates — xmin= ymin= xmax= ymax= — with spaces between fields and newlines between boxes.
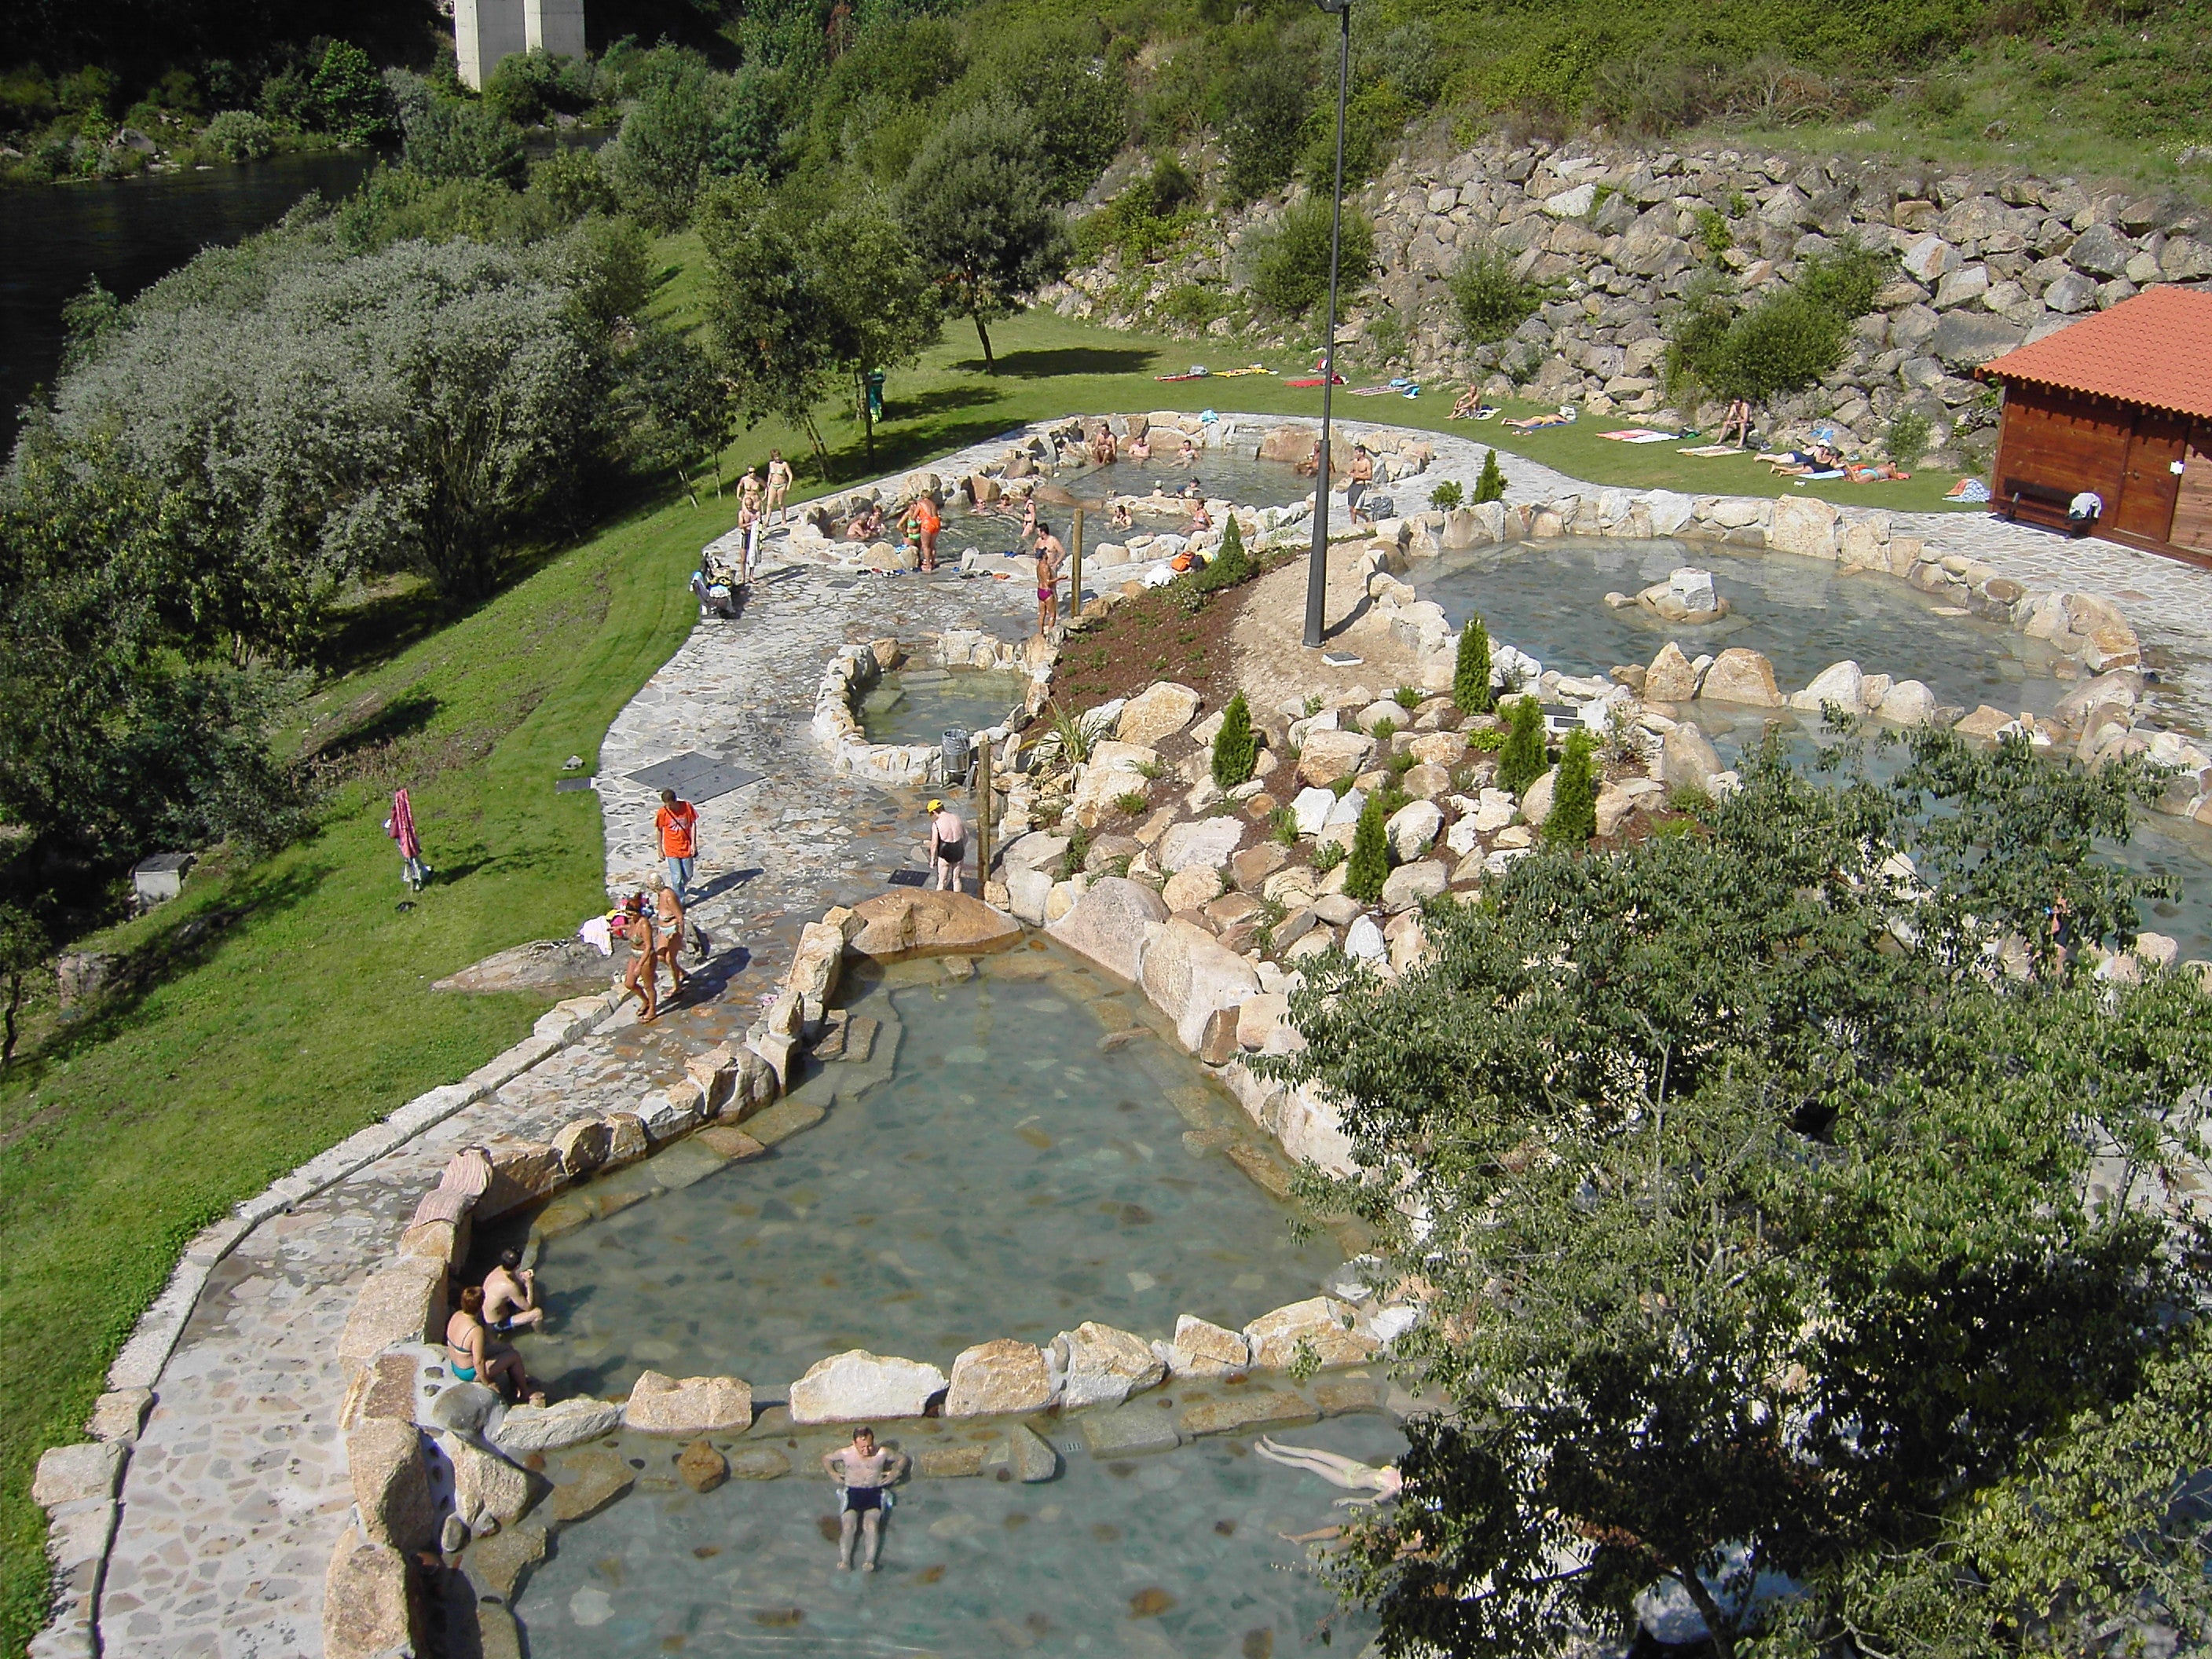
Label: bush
xmin=1474 ymin=449 xmax=1506 ymax=504
xmin=201 ymin=109 xmax=275 ymax=162
xmin=1497 ymin=694 xmax=1547 ymax=797
xmin=404 ymin=99 xmax=528 ymax=187
xmin=1454 ymin=616 xmax=1495 ymax=714
xmin=1251 ymin=200 xmax=1375 ymax=319
xmin=1345 ymin=793 xmax=1390 ymax=902
xmin=1213 ymin=690 xmax=1258 ymax=788
xmin=1218 ymin=38 xmax=1314 ymax=203
xmin=1797 ymin=239 xmax=1889 ymax=320
xmin=1194 ymin=511 xmax=1253 ymax=592
xmin=1544 ymin=728 xmax=1597 ymax=845
xmin=1884 ymin=408 xmax=1932 ymax=469
xmin=1447 ymin=248 xmax=1542 ymax=344
xmin=309 ymin=42 xmax=389 ymax=145
xmin=1430 ymin=478 xmax=1463 ymax=511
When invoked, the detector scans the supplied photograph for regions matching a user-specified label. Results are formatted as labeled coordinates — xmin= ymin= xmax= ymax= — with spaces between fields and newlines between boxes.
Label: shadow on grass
xmin=952 ymin=346 xmax=1159 ymax=379
xmin=16 ymin=864 xmax=334 ymax=1080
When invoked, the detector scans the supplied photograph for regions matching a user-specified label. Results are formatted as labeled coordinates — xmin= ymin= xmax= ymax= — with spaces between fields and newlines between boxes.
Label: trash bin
xmin=866 ymin=369 xmax=886 ymax=423
xmin=940 ymin=728 xmax=971 ymax=782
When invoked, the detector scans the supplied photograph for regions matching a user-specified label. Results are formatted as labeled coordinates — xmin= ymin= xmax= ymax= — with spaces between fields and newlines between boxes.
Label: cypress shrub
xmin=1497 ymin=694 xmax=1548 ymax=797
xmin=1453 ymin=616 xmax=1494 ymax=714
xmin=1474 ymin=449 xmax=1506 ymax=504
xmin=1345 ymin=793 xmax=1390 ymax=903
xmin=1197 ymin=511 xmax=1252 ymax=590
xmin=1544 ymin=728 xmax=1598 ymax=846
xmin=1212 ymin=690 xmax=1258 ymax=788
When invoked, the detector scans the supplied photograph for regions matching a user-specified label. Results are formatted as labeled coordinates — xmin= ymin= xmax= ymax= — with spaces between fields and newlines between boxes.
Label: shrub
xmin=1370 ymin=717 xmax=1399 ymax=742
xmin=405 ymin=99 xmax=528 ymax=187
xmin=1345 ymin=793 xmax=1390 ymax=901
xmin=1218 ymin=38 xmax=1315 ymax=203
xmin=1393 ymin=686 xmax=1422 ymax=709
xmin=309 ymin=42 xmax=389 ymax=145
xmin=1544 ymin=728 xmax=1598 ymax=845
xmin=1251 ymin=200 xmax=1376 ymax=320
xmin=1313 ymin=839 xmax=1347 ymax=873
xmin=1115 ymin=789 xmax=1148 ymax=816
xmin=1447 ymin=247 xmax=1542 ymax=344
xmin=202 ymin=109 xmax=275 ymax=162
xmin=1497 ymin=694 xmax=1548 ymax=797
xmin=1454 ymin=617 xmax=1495 ymax=714
xmin=1884 ymin=408 xmax=1932 ymax=469
xmin=1694 ymin=205 xmax=1733 ymax=258
xmin=1269 ymin=805 xmax=1298 ymax=845
xmin=1796 ymin=239 xmax=1889 ymax=321
xmin=1467 ymin=723 xmax=1506 ymax=752
xmin=1474 ymin=449 xmax=1506 ymax=504
xmin=1213 ymin=690 xmax=1258 ymax=788
xmin=1430 ymin=478 xmax=1464 ymax=511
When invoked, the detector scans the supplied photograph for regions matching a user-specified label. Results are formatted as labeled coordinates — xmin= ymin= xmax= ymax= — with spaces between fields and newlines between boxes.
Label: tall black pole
xmin=1302 ymin=2 xmax=1353 ymax=650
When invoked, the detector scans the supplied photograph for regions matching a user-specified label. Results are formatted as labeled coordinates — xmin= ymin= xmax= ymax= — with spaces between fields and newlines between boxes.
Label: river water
xmin=0 ymin=152 xmax=373 ymax=449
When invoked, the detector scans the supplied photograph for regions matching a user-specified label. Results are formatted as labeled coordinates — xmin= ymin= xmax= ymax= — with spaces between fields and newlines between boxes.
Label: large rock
xmin=1159 ymin=1315 xmax=1251 ymax=1377
xmin=845 ymin=890 xmax=1021 ymax=961
xmin=31 ymin=1441 xmax=122 ymax=1508
xmin=1161 ymin=866 xmax=1224 ymax=914
xmin=1243 ymin=1297 xmax=1379 ymax=1371
xmin=1005 ymin=865 xmax=1053 ymax=925
xmin=1157 ymin=816 xmax=1246 ymax=873
xmin=446 ymin=1437 xmax=537 ymax=1530
xmin=1141 ymin=917 xmax=1262 ymax=1054
xmin=433 ymin=936 xmax=611 ymax=995
xmin=462 ymin=1521 xmax=547 ymax=1601
xmin=1932 ymin=310 xmax=2024 ymax=368
xmin=1290 ymin=786 xmax=1339 ymax=837
xmin=624 ymin=1371 xmax=754 ymax=1435
xmin=1053 ymin=1321 xmax=1167 ymax=1409
xmin=788 ymin=1350 xmax=948 ymax=1423
xmin=349 ymin=1419 xmax=435 ymax=1551
xmin=1767 ymin=496 xmax=1840 ymax=559
xmin=1644 ymin=641 xmax=1699 ymax=701
xmin=546 ymin=1448 xmax=634 ymax=1522
xmin=1660 ymin=723 xmax=1722 ymax=793
xmin=945 ymin=1339 xmax=1055 ymax=1415
xmin=323 ymin=1527 xmax=419 ymax=1659
xmin=1697 ymin=648 xmax=1782 ymax=707
xmin=1877 ymin=679 xmax=1939 ymax=727
xmin=1048 ymin=876 xmax=1166 ymax=983
xmin=491 ymin=1397 xmax=623 ymax=1456
xmin=1382 ymin=861 xmax=1448 ymax=911
xmin=339 ymin=1260 xmax=446 ymax=1372
xmin=1790 ymin=659 xmax=1865 ymax=713
xmin=1296 ymin=728 xmax=1378 ymax=787
xmin=1116 ymin=683 xmax=1203 ymax=746
xmin=1386 ymin=800 xmax=1442 ymax=860
xmin=1071 ymin=740 xmax=1162 ymax=824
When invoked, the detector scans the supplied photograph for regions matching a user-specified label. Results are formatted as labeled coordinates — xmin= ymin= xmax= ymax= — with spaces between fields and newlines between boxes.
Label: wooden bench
xmin=1998 ymin=478 xmax=2091 ymax=537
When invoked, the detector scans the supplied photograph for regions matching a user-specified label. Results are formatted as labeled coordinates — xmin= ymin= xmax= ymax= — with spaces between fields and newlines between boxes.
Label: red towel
xmin=390 ymin=788 xmax=421 ymax=860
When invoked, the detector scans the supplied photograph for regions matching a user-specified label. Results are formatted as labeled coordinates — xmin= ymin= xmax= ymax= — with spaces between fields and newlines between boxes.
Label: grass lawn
xmin=0 ymin=280 xmax=1988 ymax=1655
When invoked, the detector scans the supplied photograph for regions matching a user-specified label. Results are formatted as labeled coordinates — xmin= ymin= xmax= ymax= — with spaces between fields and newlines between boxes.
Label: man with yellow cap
xmin=925 ymin=797 xmax=966 ymax=893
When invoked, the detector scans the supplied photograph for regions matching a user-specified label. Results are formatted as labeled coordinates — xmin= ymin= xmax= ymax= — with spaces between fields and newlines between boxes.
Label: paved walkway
xmin=90 ymin=506 xmax=1038 ymax=1654
xmin=61 ymin=408 xmax=2212 ymax=1657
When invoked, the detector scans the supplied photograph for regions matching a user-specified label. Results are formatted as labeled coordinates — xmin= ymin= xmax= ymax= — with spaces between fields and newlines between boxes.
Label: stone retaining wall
xmin=812 ymin=633 xmax=1042 ymax=786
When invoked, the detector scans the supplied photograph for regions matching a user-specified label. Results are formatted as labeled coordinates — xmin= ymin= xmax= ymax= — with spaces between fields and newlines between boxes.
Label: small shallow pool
xmin=944 ymin=450 xmax=1313 ymax=560
xmin=860 ymin=667 xmax=1029 ymax=746
xmin=511 ymin=1408 xmax=1401 ymax=1657
xmin=1419 ymin=538 xmax=2075 ymax=716
xmin=522 ymin=946 xmax=1353 ymax=1401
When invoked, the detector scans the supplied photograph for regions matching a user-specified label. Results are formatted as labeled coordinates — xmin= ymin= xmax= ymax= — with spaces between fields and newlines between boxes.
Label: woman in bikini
xmin=652 ymin=878 xmax=694 ymax=994
xmin=764 ymin=449 xmax=793 ymax=524
xmin=447 ymin=1285 xmax=542 ymax=1403
xmin=619 ymin=895 xmax=665 ymax=1021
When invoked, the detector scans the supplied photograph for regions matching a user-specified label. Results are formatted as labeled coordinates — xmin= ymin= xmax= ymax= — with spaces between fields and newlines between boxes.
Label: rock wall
xmin=1049 ymin=136 xmax=2212 ymax=465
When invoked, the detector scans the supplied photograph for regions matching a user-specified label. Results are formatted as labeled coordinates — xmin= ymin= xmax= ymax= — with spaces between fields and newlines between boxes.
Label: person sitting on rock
xmin=823 ymin=1427 xmax=907 ymax=1572
xmin=482 ymin=1247 xmax=544 ymax=1334
xmin=447 ymin=1285 xmax=543 ymax=1403
xmin=1092 ymin=424 xmax=1118 ymax=465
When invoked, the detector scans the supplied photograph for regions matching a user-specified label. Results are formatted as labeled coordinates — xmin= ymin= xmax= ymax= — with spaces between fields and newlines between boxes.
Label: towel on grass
xmin=1678 ymin=444 xmax=1743 ymax=457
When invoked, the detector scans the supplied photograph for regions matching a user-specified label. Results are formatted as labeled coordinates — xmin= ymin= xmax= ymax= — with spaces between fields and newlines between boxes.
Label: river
xmin=0 ymin=152 xmax=375 ymax=452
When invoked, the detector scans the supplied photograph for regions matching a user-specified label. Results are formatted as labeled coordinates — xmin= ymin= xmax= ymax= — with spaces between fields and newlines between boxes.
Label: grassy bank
xmin=0 ymin=293 xmax=1981 ymax=1654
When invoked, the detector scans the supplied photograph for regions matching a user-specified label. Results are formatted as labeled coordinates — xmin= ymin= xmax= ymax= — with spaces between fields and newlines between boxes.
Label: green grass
xmin=0 ymin=280 xmax=1987 ymax=1654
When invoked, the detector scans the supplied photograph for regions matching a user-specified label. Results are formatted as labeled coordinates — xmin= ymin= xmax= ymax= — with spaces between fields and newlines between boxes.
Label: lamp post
xmin=1302 ymin=0 xmax=1353 ymax=650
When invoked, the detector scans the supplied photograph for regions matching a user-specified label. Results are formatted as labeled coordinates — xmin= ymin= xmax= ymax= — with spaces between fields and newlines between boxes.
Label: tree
xmin=1474 ymin=448 xmax=1506 ymax=504
xmin=1263 ymin=734 xmax=2199 ymax=1659
xmin=1344 ymin=793 xmax=1390 ymax=903
xmin=1447 ymin=247 xmax=1541 ymax=344
xmin=814 ymin=201 xmax=943 ymax=462
xmin=1496 ymin=694 xmax=1547 ymax=797
xmin=1544 ymin=727 xmax=1596 ymax=844
xmin=606 ymin=53 xmax=724 ymax=230
xmin=309 ymin=42 xmax=388 ymax=145
xmin=1251 ymin=200 xmax=1377 ymax=320
xmin=1453 ymin=616 xmax=1494 ymax=714
xmin=1213 ymin=691 xmax=1258 ymax=788
xmin=695 ymin=175 xmax=838 ymax=469
xmin=1216 ymin=36 xmax=1313 ymax=203
xmin=618 ymin=327 xmax=734 ymax=504
xmin=403 ymin=98 xmax=526 ymax=187
xmin=899 ymin=97 xmax=1073 ymax=372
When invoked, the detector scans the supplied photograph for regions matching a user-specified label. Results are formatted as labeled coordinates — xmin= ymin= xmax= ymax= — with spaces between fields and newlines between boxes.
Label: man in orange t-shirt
xmin=655 ymin=789 xmax=699 ymax=903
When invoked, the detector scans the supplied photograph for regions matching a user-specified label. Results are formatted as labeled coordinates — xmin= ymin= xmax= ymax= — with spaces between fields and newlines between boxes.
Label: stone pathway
xmin=57 ymin=407 xmax=2212 ymax=1658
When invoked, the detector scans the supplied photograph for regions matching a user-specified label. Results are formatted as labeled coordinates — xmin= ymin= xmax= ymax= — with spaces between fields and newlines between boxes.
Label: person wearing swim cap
xmin=925 ymin=798 xmax=966 ymax=893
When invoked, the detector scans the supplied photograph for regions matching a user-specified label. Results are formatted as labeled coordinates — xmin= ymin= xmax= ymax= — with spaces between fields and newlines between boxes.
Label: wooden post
xmin=974 ymin=734 xmax=993 ymax=901
xmin=1069 ymin=506 xmax=1084 ymax=626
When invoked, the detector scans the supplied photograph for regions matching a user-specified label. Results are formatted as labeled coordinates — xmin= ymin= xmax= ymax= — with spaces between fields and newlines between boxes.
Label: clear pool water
xmin=1419 ymin=538 xmax=2075 ymax=717
xmin=511 ymin=1408 xmax=1401 ymax=1658
xmin=860 ymin=668 xmax=1030 ymax=746
xmin=522 ymin=947 xmax=1353 ymax=1403
xmin=944 ymin=451 xmax=1312 ymax=561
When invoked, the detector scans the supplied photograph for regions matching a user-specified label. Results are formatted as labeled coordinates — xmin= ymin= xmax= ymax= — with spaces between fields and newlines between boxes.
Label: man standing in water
xmin=925 ymin=797 xmax=966 ymax=893
xmin=1033 ymin=518 xmax=1064 ymax=637
xmin=823 ymin=1426 xmax=906 ymax=1571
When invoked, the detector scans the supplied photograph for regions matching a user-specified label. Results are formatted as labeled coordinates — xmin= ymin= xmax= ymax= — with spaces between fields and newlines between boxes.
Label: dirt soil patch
xmin=1049 ymin=569 xmax=1269 ymax=719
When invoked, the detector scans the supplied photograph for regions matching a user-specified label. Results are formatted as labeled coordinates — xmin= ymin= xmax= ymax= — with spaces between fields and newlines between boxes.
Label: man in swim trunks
xmin=1034 ymin=519 xmax=1064 ymax=635
xmin=925 ymin=798 xmax=966 ymax=893
xmin=822 ymin=1426 xmax=906 ymax=1571
xmin=482 ymin=1247 xmax=544 ymax=1333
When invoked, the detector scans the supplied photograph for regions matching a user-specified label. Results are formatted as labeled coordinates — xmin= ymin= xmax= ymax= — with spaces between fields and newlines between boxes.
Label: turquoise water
xmin=860 ymin=668 xmax=1030 ymax=746
xmin=946 ymin=452 xmax=1312 ymax=560
xmin=510 ymin=1408 xmax=1401 ymax=1657
xmin=523 ymin=947 xmax=1352 ymax=1403
xmin=1419 ymin=538 xmax=2075 ymax=716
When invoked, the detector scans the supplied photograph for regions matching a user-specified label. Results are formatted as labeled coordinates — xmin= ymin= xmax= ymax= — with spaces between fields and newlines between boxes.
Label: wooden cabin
xmin=1979 ymin=284 xmax=2212 ymax=560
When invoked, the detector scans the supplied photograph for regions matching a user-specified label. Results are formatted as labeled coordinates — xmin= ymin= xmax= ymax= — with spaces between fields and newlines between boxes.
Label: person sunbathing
xmin=1844 ymin=460 xmax=1910 ymax=482
xmin=1763 ymin=444 xmax=1842 ymax=475
xmin=1504 ymin=410 xmax=1574 ymax=433
xmin=1449 ymin=387 xmax=1492 ymax=419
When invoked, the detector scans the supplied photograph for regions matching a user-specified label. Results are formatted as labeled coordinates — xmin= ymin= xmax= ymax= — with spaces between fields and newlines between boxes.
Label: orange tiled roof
xmin=1980 ymin=285 xmax=2212 ymax=420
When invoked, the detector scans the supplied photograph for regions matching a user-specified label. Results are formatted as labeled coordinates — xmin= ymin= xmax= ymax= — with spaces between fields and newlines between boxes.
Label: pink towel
xmin=389 ymin=789 xmax=421 ymax=861
xmin=438 ymin=1146 xmax=493 ymax=1197
xmin=410 ymin=1187 xmax=474 ymax=1228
